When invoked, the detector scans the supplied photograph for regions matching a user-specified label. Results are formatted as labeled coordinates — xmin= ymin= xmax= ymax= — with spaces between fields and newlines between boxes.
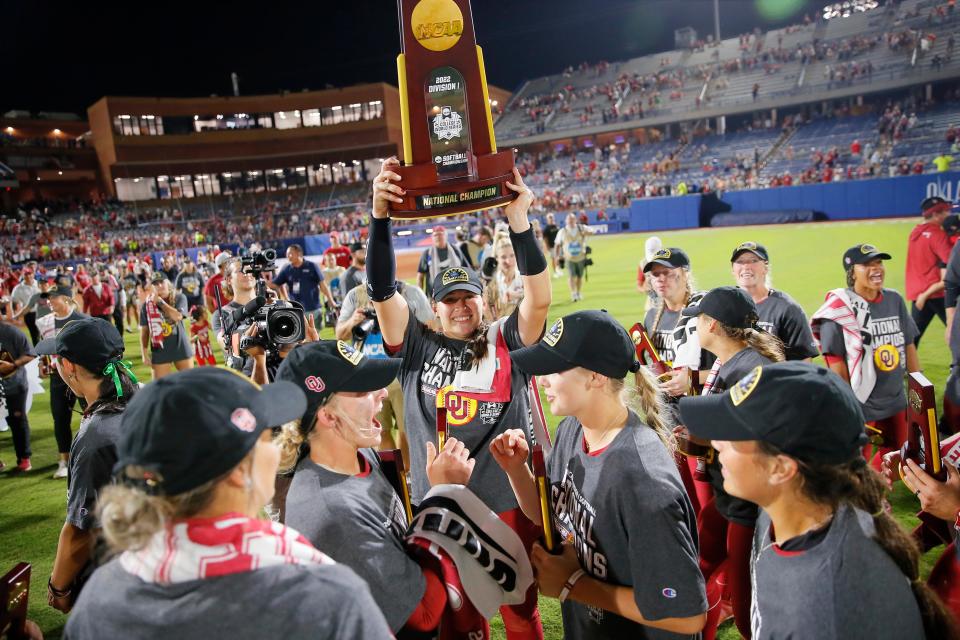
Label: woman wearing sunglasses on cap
xmin=680 ymin=286 xmax=785 ymax=640
xmin=368 ymin=158 xmax=551 ymax=638
xmin=678 ymin=362 xmax=955 ymax=640
xmin=276 ymin=340 xmax=507 ymax=637
xmin=491 ymin=310 xmax=707 ymax=640
xmin=35 ymin=318 xmax=139 ymax=613
xmin=65 ymin=367 xmax=392 ymax=640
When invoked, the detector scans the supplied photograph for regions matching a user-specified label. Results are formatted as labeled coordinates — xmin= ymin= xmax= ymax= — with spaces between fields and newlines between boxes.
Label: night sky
xmin=6 ymin=0 xmax=829 ymax=116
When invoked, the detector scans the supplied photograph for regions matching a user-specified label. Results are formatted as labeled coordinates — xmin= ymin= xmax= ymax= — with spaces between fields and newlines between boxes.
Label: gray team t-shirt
xmin=705 ymin=348 xmax=771 ymax=526
xmin=750 ymin=504 xmax=924 ymax=639
xmin=139 ymin=293 xmax=193 ymax=364
xmin=64 ymin=557 xmax=393 ymax=640
xmin=818 ymin=288 xmax=919 ymax=421
xmin=393 ymin=308 xmax=536 ymax=513
xmin=643 ymin=306 xmax=715 ymax=371
xmin=67 ymin=410 xmax=124 ymax=530
xmin=285 ymin=450 xmax=425 ymax=632
xmin=755 ymin=289 xmax=819 ymax=360
xmin=547 ymin=412 xmax=706 ymax=640
xmin=0 ymin=321 xmax=35 ymax=395
xmin=943 ymin=243 xmax=960 ymax=404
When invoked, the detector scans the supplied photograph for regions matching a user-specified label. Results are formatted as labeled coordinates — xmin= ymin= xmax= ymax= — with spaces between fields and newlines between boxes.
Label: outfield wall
xmin=626 ymin=171 xmax=960 ymax=232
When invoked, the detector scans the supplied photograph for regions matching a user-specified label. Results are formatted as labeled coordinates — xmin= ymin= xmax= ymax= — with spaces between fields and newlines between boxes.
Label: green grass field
xmin=0 ymin=218 xmax=950 ymax=639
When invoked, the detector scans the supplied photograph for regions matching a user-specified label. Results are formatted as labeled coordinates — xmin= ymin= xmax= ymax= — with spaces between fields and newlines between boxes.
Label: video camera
xmin=221 ymin=249 xmax=306 ymax=367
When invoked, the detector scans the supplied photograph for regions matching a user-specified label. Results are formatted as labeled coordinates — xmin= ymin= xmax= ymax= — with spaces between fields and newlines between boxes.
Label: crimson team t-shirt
xmin=906 ymin=221 xmax=953 ymax=301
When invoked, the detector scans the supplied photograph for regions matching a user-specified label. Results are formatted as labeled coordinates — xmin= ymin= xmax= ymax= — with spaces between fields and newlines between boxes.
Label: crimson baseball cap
xmin=276 ymin=340 xmax=400 ymax=429
xmin=642 ymin=247 xmax=690 ymax=272
xmin=35 ymin=317 xmax=124 ymax=373
xmin=116 ymin=367 xmax=306 ymax=496
xmin=679 ymin=361 xmax=869 ymax=465
xmin=921 ymin=196 xmax=952 ymax=216
xmin=511 ymin=310 xmax=640 ymax=379
xmin=432 ymin=266 xmax=483 ymax=302
xmin=681 ymin=286 xmax=759 ymax=329
xmin=842 ymin=243 xmax=891 ymax=268
xmin=730 ymin=241 xmax=769 ymax=262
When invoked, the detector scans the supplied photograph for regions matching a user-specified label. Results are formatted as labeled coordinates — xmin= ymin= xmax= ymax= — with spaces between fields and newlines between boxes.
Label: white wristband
xmin=559 ymin=568 xmax=586 ymax=603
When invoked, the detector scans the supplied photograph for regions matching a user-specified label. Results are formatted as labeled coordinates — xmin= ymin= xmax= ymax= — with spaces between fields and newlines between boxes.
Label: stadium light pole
xmin=714 ymin=0 xmax=721 ymax=42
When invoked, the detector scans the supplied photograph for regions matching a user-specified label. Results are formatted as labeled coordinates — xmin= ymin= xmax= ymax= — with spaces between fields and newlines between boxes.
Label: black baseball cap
xmin=842 ymin=243 xmax=892 ymax=268
xmin=40 ymin=285 xmax=73 ymax=299
xmin=921 ymin=195 xmax=952 ymax=215
xmin=276 ymin=340 xmax=400 ymax=428
xmin=35 ymin=317 xmax=124 ymax=372
xmin=117 ymin=367 xmax=306 ymax=496
xmin=642 ymin=247 xmax=690 ymax=273
xmin=349 ymin=242 xmax=364 ymax=253
xmin=679 ymin=361 xmax=869 ymax=465
xmin=432 ymin=266 xmax=483 ymax=302
xmin=943 ymin=214 xmax=960 ymax=236
xmin=730 ymin=241 xmax=769 ymax=262
xmin=511 ymin=310 xmax=640 ymax=379
xmin=681 ymin=286 xmax=759 ymax=329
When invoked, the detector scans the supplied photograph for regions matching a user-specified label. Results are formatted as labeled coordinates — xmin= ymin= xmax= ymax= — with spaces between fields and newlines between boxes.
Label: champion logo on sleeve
xmin=662 ymin=587 xmax=677 ymax=598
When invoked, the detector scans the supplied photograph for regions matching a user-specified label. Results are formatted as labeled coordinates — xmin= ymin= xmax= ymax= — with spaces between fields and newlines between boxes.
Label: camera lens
xmin=268 ymin=309 xmax=304 ymax=344
xmin=263 ymin=248 xmax=277 ymax=261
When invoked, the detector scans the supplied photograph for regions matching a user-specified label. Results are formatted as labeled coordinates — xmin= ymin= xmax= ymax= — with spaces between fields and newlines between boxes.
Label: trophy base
xmin=388 ymin=149 xmax=518 ymax=220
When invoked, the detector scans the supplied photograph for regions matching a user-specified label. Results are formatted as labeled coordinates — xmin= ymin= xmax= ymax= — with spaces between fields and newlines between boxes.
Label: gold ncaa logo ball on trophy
xmin=390 ymin=0 xmax=518 ymax=219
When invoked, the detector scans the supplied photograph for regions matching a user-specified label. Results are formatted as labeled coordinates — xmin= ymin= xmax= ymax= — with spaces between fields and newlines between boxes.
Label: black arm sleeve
xmin=366 ymin=217 xmax=397 ymax=302
xmin=510 ymin=227 xmax=547 ymax=276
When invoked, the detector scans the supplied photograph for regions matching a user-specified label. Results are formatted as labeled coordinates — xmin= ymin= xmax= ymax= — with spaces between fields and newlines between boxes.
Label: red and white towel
xmin=811 ymin=288 xmax=876 ymax=403
xmin=120 ymin=513 xmax=333 ymax=584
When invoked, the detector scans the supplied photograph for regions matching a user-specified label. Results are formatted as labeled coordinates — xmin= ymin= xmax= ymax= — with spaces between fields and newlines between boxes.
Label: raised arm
xmin=368 ymin=158 xmax=410 ymax=347
xmin=503 ymin=169 xmax=551 ymax=346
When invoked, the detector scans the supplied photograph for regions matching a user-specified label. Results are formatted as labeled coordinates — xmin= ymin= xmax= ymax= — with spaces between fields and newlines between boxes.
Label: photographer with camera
xmin=269 ymin=244 xmax=335 ymax=328
xmin=335 ymin=280 xmax=434 ymax=455
xmin=369 ymin=157 xmax=551 ymax=639
xmin=139 ymin=274 xmax=193 ymax=380
xmin=213 ymin=252 xmax=310 ymax=384
xmin=554 ymin=212 xmax=595 ymax=302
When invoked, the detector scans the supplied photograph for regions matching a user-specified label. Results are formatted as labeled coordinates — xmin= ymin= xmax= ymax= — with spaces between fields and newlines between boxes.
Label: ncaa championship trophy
xmin=390 ymin=0 xmax=517 ymax=219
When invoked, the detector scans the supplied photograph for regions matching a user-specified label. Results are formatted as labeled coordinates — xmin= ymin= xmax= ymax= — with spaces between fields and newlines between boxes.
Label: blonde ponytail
xmin=719 ymin=324 xmax=786 ymax=363
xmin=610 ymin=367 xmax=675 ymax=451
xmin=97 ymin=475 xmax=222 ymax=552
xmin=275 ymin=419 xmax=308 ymax=474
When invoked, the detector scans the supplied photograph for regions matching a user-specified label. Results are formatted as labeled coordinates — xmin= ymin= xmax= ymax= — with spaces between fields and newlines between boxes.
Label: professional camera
xmin=352 ymin=308 xmax=379 ymax=341
xmin=223 ymin=248 xmax=306 ymax=365
xmin=481 ymin=256 xmax=498 ymax=280
xmin=239 ymin=299 xmax=306 ymax=352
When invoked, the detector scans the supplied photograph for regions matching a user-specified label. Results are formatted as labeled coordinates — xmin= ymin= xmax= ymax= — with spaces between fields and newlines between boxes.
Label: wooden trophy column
xmin=391 ymin=0 xmax=517 ymax=219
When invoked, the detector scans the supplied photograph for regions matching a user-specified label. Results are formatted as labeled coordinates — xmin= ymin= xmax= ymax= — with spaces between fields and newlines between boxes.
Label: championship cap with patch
xmin=432 ymin=266 xmax=483 ymax=302
xmin=642 ymin=247 xmax=690 ymax=273
xmin=276 ymin=340 xmax=401 ymax=429
xmin=681 ymin=286 xmax=759 ymax=329
xmin=921 ymin=195 xmax=952 ymax=216
xmin=842 ymin=243 xmax=892 ymax=268
xmin=117 ymin=367 xmax=306 ymax=496
xmin=35 ymin=317 xmax=125 ymax=373
xmin=511 ymin=310 xmax=640 ymax=379
xmin=730 ymin=241 xmax=769 ymax=262
xmin=679 ymin=361 xmax=869 ymax=464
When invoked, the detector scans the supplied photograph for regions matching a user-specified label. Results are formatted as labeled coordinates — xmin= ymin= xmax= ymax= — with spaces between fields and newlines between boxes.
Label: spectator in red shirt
xmin=204 ymin=251 xmax=233 ymax=312
xmin=323 ymin=232 xmax=352 ymax=269
xmin=81 ymin=269 xmax=116 ymax=322
xmin=906 ymin=196 xmax=955 ymax=344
